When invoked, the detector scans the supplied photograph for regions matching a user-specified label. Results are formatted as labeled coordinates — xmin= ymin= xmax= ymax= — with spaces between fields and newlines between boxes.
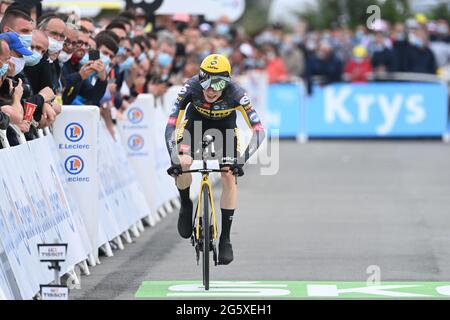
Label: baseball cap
xmin=0 ymin=32 xmax=33 ymax=56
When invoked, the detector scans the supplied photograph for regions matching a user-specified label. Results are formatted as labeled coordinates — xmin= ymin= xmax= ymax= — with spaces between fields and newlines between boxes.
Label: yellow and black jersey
xmin=165 ymin=75 xmax=265 ymax=163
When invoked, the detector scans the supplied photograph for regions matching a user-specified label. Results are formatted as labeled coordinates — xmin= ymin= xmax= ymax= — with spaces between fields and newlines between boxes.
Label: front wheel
xmin=202 ymin=184 xmax=210 ymax=291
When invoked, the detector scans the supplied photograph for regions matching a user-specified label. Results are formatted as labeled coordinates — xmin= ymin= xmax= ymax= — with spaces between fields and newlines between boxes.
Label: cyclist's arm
xmin=165 ymin=84 xmax=192 ymax=163
xmin=235 ymin=93 xmax=266 ymax=164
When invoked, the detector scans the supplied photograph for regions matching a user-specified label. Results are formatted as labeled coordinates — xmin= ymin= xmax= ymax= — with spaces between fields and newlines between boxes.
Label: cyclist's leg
xmin=217 ymin=120 xmax=239 ymax=264
xmin=175 ymin=107 xmax=202 ymax=190
xmin=175 ymin=110 xmax=202 ymax=238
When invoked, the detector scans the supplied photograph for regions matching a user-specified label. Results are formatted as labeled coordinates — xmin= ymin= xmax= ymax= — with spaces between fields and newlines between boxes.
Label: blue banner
xmin=306 ymin=82 xmax=448 ymax=137
xmin=267 ymin=83 xmax=303 ymax=138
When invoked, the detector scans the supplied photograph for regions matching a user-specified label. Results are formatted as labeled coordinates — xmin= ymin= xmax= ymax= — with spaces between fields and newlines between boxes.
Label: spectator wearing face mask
xmin=371 ymin=32 xmax=397 ymax=75
xmin=21 ymin=29 xmax=56 ymax=137
xmin=429 ymin=21 xmax=450 ymax=68
xmin=0 ymin=38 xmax=17 ymax=129
xmin=391 ymin=23 xmax=412 ymax=72
xmin=263 ymin=43 xmax=288 ymax=84
xmin=406 ymin=29 xmax=437 ymax=74
xmin=25 ymin=14 xmax=66 ymax=94
xmin=280 ymin=34 xmax=305 ymax=80
xmin=0 ymin=7 xmax=33 ymax=51
xmin=343 ymin=45 xmax=373 ymax=83
xmin=112 ymin=37 xmax=134 ymax=109
xmin=62 ymin=32 xmax=115 ymax=107
xmin=304 ymin=41 xmax=342 ymax=95
xmin=144 ymin=32 xmax=175 ymax=97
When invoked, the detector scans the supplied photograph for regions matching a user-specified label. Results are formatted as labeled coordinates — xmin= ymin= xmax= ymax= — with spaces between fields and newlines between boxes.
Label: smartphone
xmin=88 ymin=49 xmax=100 ymax=61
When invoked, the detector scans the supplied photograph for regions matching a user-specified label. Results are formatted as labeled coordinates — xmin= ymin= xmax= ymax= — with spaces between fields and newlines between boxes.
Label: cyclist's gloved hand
xmin=229 ymin=164 xmax=244 ymax=177
xmin=167 ymin=164 xmax=182 ymax=177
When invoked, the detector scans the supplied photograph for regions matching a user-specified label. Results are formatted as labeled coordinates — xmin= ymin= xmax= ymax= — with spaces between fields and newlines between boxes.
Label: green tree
xmin=428 ymin=3 xmax=450 ymax=21
xmin=239 ymin=0 xmax=273 ymax=35
xmin=297 ymin=0 xmax=410 ymax=30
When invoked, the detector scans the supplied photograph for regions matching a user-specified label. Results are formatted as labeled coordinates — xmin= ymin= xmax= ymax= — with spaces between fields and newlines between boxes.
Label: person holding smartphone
xmin=61 ymin=32 xmax=117 ymax=106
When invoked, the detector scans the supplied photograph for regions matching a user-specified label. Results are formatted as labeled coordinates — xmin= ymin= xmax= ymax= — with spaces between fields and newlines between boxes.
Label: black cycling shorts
xmin=176 ymin=106 xmax=240 ymax=167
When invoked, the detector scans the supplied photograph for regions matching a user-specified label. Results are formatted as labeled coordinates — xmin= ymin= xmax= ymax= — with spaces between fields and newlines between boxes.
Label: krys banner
xmin=306 ymin=82 xmax=448 ymax=137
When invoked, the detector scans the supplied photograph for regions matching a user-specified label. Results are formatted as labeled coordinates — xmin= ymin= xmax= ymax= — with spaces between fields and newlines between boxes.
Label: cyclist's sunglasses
xmin=199 ymin=73 xmax=230 ymax=91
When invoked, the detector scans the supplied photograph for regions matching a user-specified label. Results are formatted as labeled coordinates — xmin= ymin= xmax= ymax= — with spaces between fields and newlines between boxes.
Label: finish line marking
xmin=135 ymin=281 xmax=450 ymax=299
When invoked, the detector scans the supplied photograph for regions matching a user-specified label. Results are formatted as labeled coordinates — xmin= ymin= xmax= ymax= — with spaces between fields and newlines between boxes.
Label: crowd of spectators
xmin=0 ymin=1 xmax=449 ymax=146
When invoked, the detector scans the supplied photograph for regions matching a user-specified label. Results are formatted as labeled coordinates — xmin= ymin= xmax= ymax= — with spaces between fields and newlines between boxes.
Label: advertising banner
xmin=266 ymin=83 xmax=303 ymax=138
xmin=28 ymin=137 xmax=91 ymax=273
xmin=306 ymin=82 xmax=449 ymax=137
xmin=53 ymin=106 xmax=100 ymax=259
xmin=117 ymin=94 xmax=159 ymax=222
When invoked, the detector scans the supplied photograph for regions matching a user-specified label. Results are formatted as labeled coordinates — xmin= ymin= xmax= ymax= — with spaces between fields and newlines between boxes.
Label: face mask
xmin=19 ymin=34 xmax=32 ymax=48
xmin=267 ymin=52 xmax=276 ymax=60
xmin=10 ymin=56 xmax=25 ymax=76
xmin=79 ymin=53 xmax=89 ymax=66
xmin=100 ymin=53 xmax=110 ymax=69
xmin=245 ymin=59 xmax=255 ymax=68
xmin=216 ymin=23 xmax=230 ymax=36
xmin=396 ymin=32 xmax=405 ymax=41
xmin=292 ymin=34 xmax=303 ymax=45
xmin=48 ymin=37 xmax=64 ymax=54
xmin=437 ymin=24 xmax=449 ymax=35
xmin=119 ymin=56 xmax=134 ymax=72
xmin=157 ymin=52 xmax=172 ymax=67
xmin=58 ymin=50 xmax=72 ymax=64
xmin=0 ymin=63 xmax=8 ymax=77
xmin=148 ymin=49 xmax=155 ymax=60
xmin=354 ymin=57 xmax=365 ymax=63
xmin=24 ymin=50 xmax=42 ymax=66
xmin=306 ymin=40 xmax=317 ymax=51
xmin=217 ymin=47 xmax=232 ymax=57
xmin=356 ymin=31 xmax=365 ymax=41
xmin=129 ymin=31 xmax=135 ymax=39
xmin=117 ymin=47 xmax=125 ymax=56
xmin=282 ymin=43 xmax=294 ymax=51
xmin=138 ymin=52 xmax=146 ymax=63
xmin=374 ymin=43 xmax=384 ymax=52
xmin=409 ymin=33 xmax=423 ymax=47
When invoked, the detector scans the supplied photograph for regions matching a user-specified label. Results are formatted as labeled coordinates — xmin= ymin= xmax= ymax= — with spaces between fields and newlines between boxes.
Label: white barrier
xmin=0 ymin=133 xmax=91 ymax=299
xmin=53 ymin=106 xmax=100 ymax=261
xmin=117 ymin=94 xmax=161 ymax=225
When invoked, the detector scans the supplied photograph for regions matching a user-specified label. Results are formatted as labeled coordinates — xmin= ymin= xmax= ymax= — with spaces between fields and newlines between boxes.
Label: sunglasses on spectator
xmin=64 ymin=39 xmax=79 ymax=47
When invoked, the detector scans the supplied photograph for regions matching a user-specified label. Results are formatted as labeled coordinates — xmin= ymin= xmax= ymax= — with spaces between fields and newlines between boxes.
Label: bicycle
xmin=171 ymin=135 xmax=240 ymax=291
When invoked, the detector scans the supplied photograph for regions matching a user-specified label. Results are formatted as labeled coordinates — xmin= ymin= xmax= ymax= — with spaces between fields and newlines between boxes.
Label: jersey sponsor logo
xmin=167 ymin=117 xmax=177 ymax=125
xmin=250 ymin=113 xmax=260 ymax=123
xmin=170 ymin=105 xmax=179 ymax=114
xmin=177 ymin=86 xmax=187 ymax=95
xmin=194 ymin=105 xmax=233 ymax=118
xmin=240 ymin=95 xmax=250 ymax=106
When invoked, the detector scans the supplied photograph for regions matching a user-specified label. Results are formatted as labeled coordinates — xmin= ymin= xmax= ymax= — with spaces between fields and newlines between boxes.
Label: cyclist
xmin=165 ymin=54 xmax=265 ymax=265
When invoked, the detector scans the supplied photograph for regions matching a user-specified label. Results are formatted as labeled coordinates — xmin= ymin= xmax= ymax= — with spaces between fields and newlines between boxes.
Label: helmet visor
xmin=199 ymin=74 xmax=230 ymax=91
